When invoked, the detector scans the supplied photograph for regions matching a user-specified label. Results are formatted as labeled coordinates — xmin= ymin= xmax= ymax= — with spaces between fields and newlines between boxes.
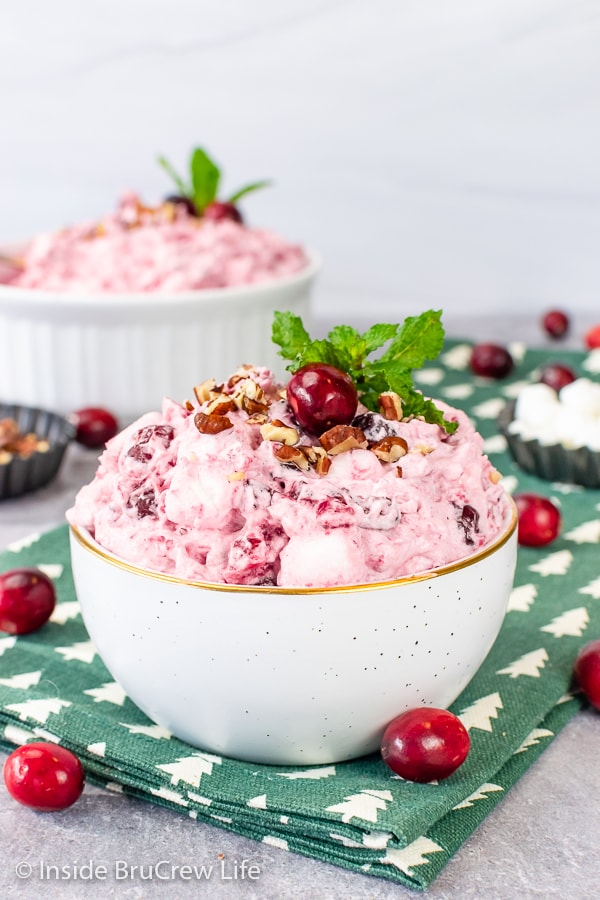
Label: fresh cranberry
xmin=0 ymin=568 xmax=56 ymax=635
xmin=164 ymin=194 xmax=198 ymax=216
xmin=542 ymin=309 xmax=570 ymax=339
xmin=381 ymin=708 xmax=470 ymax=782
xmin=71 ymin=407 xmax=119 ymax=449
xmin=3 ymin=742 xmax=85 ymax=811
xmin=539 ymin=363 xmax=577 ymax=392
xmin=584 ymin=324 xmax=600 ymax=350
xmin=287 ymin=363 xmax=358 ymax=435
xmin=203 ymin=201 xmax=243 ymax=224
xmin=514 ymin=493 xmax=561 ymax=547
xmin=573 ymin=640 xmax=600 ymax=710
xmin=470 ymin=343 xmax=514 ymax=379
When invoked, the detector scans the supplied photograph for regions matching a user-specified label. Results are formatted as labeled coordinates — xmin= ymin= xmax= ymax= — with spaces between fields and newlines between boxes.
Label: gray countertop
xmin=1 ymin=315 xmax=599 ymax=899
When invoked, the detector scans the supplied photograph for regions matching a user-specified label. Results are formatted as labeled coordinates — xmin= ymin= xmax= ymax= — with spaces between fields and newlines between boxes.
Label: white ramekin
xmin=0 ymin=251 xmax=320 ymax=422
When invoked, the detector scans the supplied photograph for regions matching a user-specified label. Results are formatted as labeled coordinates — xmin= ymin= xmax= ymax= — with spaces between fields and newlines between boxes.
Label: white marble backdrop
xmin=1 ymin=0 xmax=599 ymax=319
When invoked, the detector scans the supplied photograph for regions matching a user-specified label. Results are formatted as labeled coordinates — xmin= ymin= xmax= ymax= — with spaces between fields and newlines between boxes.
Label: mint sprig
xmin=158 ymin=147 xmax=272 ymax=215
xmin=272 ymin=310 xmax=458 ymax=434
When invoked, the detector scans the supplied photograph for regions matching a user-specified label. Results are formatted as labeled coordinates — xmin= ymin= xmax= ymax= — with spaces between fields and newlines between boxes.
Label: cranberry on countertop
xmin=584 ymin=324 xmax=600 ymax=350
xmin=514 ymin=493 xmax=561 ymax=547
xmin=3 ymin=742 xmax=85 ymax=811
xmin=539 ymin=363 xmax=577 ymax=393
xmin=0 ymin=568 xmax=56 ymax=635
xmin=542 ymin=309 xmax=570 ymax=339
xmin=71 ymin=407 xmax=119 ymax=449
xmin=381 ymin=708 xmax=470 ymax=783
xmin=287 ymin=363 xmax=358 ymax=435
xmin=470 ymin=343 xmax=514 ymax=379
xmin=573 ymin=640 xmax=600 ymax=711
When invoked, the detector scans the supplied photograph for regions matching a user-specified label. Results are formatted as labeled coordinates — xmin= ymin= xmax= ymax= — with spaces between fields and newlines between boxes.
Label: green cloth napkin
xmin=1 ymin=340 xmax=600 ymax=891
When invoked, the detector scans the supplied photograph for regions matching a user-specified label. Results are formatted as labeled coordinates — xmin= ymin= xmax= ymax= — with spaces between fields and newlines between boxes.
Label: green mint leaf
xmin=326 ymin=325 xmax=365 ymax=372
xmin=190 ymin=148 xmax=221 ymax=213
xmin=227 ymin=180 xmax=273 ymax=204
xmin=294 ymin=340 xmax=343 ymax=370
xmin=362 ymin=323 xmax=399 ymax=355
xmin=379 ymin=310 xmax=444 ymax=370
xmin=272 ymin=311 xmax=312 ymax=362
xmin=157 ymin=155 xmax=190 ymax=197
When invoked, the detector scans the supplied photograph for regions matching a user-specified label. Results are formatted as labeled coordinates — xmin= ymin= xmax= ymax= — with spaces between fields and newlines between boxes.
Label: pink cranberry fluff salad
xmin=5 ymin=192 xmax=307 ymax=293
xmin=67 ymin=312 xmax=509 ymax=588
xmin=4 ymin=143 xmax=306 ymax=291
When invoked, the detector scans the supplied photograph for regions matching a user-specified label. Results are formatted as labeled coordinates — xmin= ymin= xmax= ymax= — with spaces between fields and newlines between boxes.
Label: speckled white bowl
xmin=69 ymin=495 xmax=517 ymax=766
xmin=0 ymin=250 xmax=320 ymax=423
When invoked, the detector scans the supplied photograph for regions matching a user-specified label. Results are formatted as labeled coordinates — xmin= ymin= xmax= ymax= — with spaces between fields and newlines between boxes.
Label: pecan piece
xmin=319 ymin=425 xmax=368 ymax=455
xmin=410 ymin=442 xmax=434 ymax=455
xmin=194 ymin=412 xmax=233 ymax=434
xmin=193 ymin=379 xmax=217 ymax=405
xmin=274 ymin=445 xmax=310 ymax=470
xmin=298 ymin=445 xmax=332 ymax=476
xmin=205 ymin=394 xmax=237 ymax=416
xmin=260 ymin=420 xmax=299 ymax=446
xmin=378 ymin=391 xmax=403 ymax=420
xmin=242 ymin=396 xmax=270 ymax=415
xmin=232 ymin=378 xmax=271 ymax=415
xmin=315 ymin=454 xmax=332 ymax=476
xmin=245 ymin=412 xmax=269 ymax=426
xmin=371 ymin=435 xmax=409 ymax=463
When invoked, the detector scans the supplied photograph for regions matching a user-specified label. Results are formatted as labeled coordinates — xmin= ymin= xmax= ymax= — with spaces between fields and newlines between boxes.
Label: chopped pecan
xmin=0 ymin=418 xmax=20 ymax=448
xmin=489 ymin=468 xmax=502 ymax=484
xmin=193 ymin=379 xmax=217 ymax=405
xmin=194 ymin=412 xmax=233 ymax=435
xmin=410 ymin=442 xmax=434 ymax=455
xmin=319 ymin=425 xmax=368 ymax=455
xmin=378 ymin=391 xmax=403 ymax=420
xmin=242 ymin=396 xmax=270 ymax=415
xmin=245 ymin=412 xmax=269 ymax=426
xmin=371 ymin=435 xmax=409 ymax=463
xmin=183 ymin=399 xmax=195 ymax=412
xmin=396 ymin=466 xmax=403 ymax=478
xmin=298 ymin=445 xmax=325 ymax=464
xmin=274 ymin=445 xmax=310 ymax=470
xmin=315 ymin=454 xmax=332 ymax=476
xmin=297 ymin=445 xmax=332 ymax=476
xmin=232 ymin=378 xmax=269 ymax=412
xmin=260 ymin=420 xmax=299 ymax=445
xmin=205 ymin=394 xmax=237 ymax=416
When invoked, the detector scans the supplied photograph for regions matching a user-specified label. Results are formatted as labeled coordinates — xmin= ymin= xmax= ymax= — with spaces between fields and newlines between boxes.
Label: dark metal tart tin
xmin=0 ymin=403 xmax=75 ymax=500
xmin=498 ymin=401 xmax=600 ymax=488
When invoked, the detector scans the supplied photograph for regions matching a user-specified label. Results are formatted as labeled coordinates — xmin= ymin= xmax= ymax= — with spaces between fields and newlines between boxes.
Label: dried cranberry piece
xmin=457 ymin=504 xmax=480 ymax=545
xmin=127 ymin=486 xmax=158 ymax=519
xmin=134 ymin=425 xmax=174 ymax=447
xmin=127 ymin=444 xmax=152 ymax=462
xmin=127 ymin=425 xmax=175 ymax=462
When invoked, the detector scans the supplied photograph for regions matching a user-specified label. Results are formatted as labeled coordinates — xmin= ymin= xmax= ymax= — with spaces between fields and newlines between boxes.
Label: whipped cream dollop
xmin=67 ymin=366 xmax=509 ymax=588
xmin=509 ymin=378 xmax=600 ymax=450
xmin=7 ymin=193 xmax=307 ymax=293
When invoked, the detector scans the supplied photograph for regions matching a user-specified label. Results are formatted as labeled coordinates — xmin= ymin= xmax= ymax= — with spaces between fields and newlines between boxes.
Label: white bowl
xmin=0 ymin=251 xmax=320 ymax=423
xmin=69 ymin=496 xmax=517 ymax=766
